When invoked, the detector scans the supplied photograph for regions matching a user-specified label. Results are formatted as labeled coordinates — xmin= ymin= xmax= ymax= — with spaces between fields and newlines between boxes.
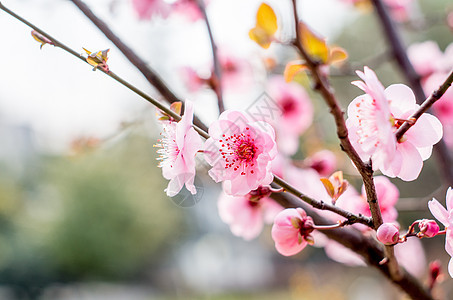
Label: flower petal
xmin=428 ymin=199 xmax=449 ymax=227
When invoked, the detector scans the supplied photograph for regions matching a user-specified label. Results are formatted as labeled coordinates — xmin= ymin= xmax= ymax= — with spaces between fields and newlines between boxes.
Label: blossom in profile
xmin=155 ymin=101 xmax=203 ymax=197
xmin=428 ymin=187 xmax=453 ymax=277
xmin=218 ymin=186 xmax=283 ymax=240
xmin=346 ymin=66 xmax=443 ymax=181
xmin=266 ymin=76 xmax=313 ymax=154
xmin=204 ymin=110 xmax=277 ymax=196
xmin=271 ymin=208 xmax=314 ymax=256
xmin=131 ymin=0 xmax=171 ymax=19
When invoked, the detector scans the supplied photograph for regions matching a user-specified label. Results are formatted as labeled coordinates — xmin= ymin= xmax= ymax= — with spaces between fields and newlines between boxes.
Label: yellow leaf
xmin=320 ymin=178 xmax=335 ymax=198
xmin=170 ymin=102 xmax=182 ymax=116
xmin=256 ymin=3 xmax=277 ymax=35
xmin=299 ymin=22 xmax=329 ymax=63
xmin=249 ymin=3 xmax=278 ymax=49
xmin=284 ymin=60 xmax=308 ymax=82
xmin=329 ymin=47 xmax=348 ymax=65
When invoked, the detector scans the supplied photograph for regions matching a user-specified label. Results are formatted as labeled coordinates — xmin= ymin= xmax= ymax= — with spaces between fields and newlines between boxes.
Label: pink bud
xmin=418 ymin=219 xmax=440 ymax=238
xmin=376 ymin=223 xmax=400 ymax=245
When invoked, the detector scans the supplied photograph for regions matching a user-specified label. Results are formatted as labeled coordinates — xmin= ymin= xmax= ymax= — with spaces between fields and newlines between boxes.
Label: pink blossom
xmin=418 ymin=219 xmax=440 ymax=238
xmin=266 ymin=76 xmax=314 ymax=155
xmin=338 ymin=176 xmax=399 ymax=227
xmin=155 ymin=101 xmax=203 ymax=197
xmin=423 ymin=73 xmax=453 ymax=147
xmin=407 ymin=41 xmax=444 ymax=79
xmin=347 ymin=67 xmax=443 ymax=181
xmin=218 ymin=51 xmax=253 ymax=92
xmin=180 ymin=66 xmax=207 ymax=93
xmin=304 ymin=150 xmax=337 ymax=177
xmin=131 ymin=0 xmax=171 ymax=19
xmin=428 ymin=187 xmax=453 ymax=277
xmin=218 ymin=186 xmax=283 ymax=240
xmin=377 ymin=223 xmax=400 ymax=245
xmin=171 ymin=0 xmax=203 ymax=22
xmin=394 ymin=235 xmax=427 ymax=277
xmin=383 ymin=0 xmax=414 ymax=22
xmin=204 ymin=110 xmax=277 ymax=196
xmin=271 ymin=208 xmax=314 ymax=256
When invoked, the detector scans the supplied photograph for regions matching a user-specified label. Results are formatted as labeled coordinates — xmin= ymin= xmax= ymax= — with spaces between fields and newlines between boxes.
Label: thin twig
xmin=196 ymin=0 xmax=225 ymax=114
xmin=68 ymin=0 xmax=209 ymax=132
xmin=396 ymin=70 xmax=453 ymax=141
xmin=370 ymin=0 xmax=453 ymax=186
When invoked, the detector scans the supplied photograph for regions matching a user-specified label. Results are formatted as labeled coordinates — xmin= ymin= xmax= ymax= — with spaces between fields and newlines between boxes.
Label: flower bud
xmin=376 ymin=223 xmax=399 ymax=245
xmin=418 ymin=219 xmax=440 ymax=238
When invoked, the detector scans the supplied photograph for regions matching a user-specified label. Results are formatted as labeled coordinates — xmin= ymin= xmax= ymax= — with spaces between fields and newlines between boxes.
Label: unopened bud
xmin=418 ymin=219 xmax=440 ymax=238
xmin=376 ymin=223 xmax=399 ymax=245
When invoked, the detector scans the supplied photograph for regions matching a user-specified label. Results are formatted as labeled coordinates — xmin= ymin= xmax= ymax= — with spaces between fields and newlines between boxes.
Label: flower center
xmin=217 ymin=127 xmax=259 ymax=176
xmin=154 ymin=125 xmax=180 ymax=168
xmin=280 ymin=97 xmax=296 ymax=115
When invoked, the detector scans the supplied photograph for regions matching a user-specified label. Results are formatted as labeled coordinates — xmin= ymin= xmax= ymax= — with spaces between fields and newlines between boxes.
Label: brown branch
xmin=396 ymin=69 xmax=453 ymax=141
xmin=370 ymin=0 xmax=453 ymax=185
xmin=271 ymin=192 xmax=434 ymax=300
xmin=69 ymin=0 xmax=209 ymax=132
xmin=291 ymin=0 xmax=402 ymax=282
xmin=196 ymin=0 xmax=225 ymax=114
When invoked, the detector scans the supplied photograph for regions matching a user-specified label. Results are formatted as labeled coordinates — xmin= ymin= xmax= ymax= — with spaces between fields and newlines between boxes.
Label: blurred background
xmin=0 ymin=0 xmax=452 ymax=299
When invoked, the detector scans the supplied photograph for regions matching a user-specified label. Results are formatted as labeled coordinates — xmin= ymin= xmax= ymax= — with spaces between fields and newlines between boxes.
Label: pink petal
xmin=445 ymin=229 xmax=453 ymax=257
xmin=324 ymin=240 xmax=366 ymax=266
xmin=449 ymin=257 xmax=453 ymax=278
xmin=404 ymin=113 xmax=443 ymax=148
xmin=447 ymin=187 xmax=453 ymax=212
xmin=385 ymin=84 xmax=417 ymax=112
xmin=393 ymin=142 xmax=422 ymax=181
xmin=428 ymin=199 xmax=449 ymax=227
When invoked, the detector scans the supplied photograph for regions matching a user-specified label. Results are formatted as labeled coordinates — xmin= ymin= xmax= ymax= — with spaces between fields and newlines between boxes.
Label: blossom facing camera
xmin=418 ymin=219 xmax=440 ymax=238
xmin=271 ymin=208 xmax=314 ymax=256
xmin=376 ymin=223 xmax=400 ymax=245
xmin=155 ymin=101 xmax=203 ymax=197
xmin=204 ymin=110 xmax=277 ymax=196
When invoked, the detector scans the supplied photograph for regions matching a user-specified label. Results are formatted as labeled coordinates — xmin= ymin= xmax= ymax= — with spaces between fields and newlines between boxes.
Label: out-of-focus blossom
xmin=218 ymin=186 xmax=283 ymax=240
xmin=218 ymin=52 xmax=253 ymax=92
xmin=407 ymin=41 xmax=444 ymax=79
xmin=383 ymin=0 xmax=414 ymax=22
xmin=423 ymin=72 xmax=453 ymax=147
xmin=271 ymin=208 xmax=314 ymax=256
xmin=266 ymin=76 xmax=313 ymax=155
xmin=394 ymin=235 xmax=427 ymax=277
xmin=204 ymin=110 xmax=277 ymax=196
xmin=377 ymin=223 xmax=400 ymax=245
xmin=180 ymin=66 xmax=207 ymax=93
xmin=418 ymin=219 xmax=440 ymax=238
xmin=347 ymin=67 xmax=443 ymax=181
xmin=171 ymin=0 xmax=202 ymax=22
xmin=304 ymin=150 xmax=337 ymax=177
xmin=428 ymin=187 xmax=453 ymax=277
xmin=338 ymin=176 xmax=399 ymax=228
xmin=155 ymin=101 xmax=203 ymax=197
xmin=131 ymin=0 xmax=171 ymax=19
